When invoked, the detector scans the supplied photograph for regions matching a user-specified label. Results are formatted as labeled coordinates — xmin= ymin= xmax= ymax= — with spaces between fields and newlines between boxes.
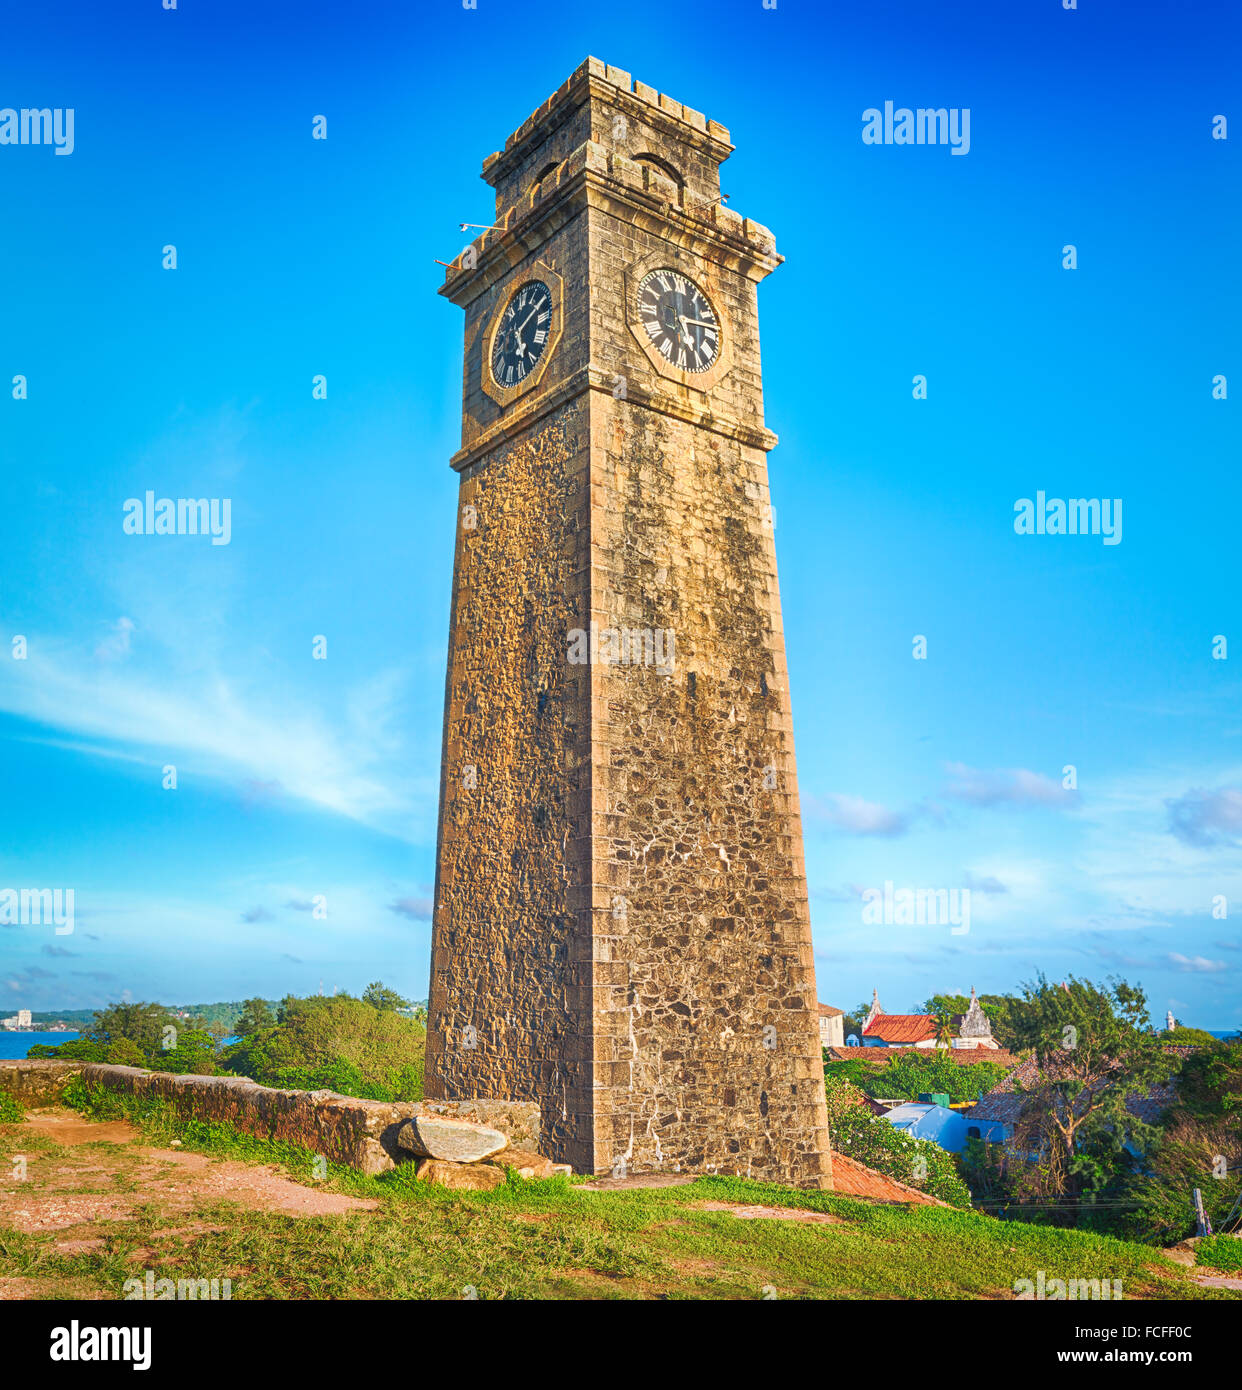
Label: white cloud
xmin=806 ymin=793 xmax=910 ymax=836
xmin=94 ymin=616 xmax=135 ymax=662
xmin=943 ymin=762 xmax=1074 ymax=808
xmin=1167 ymin=953 xmax=1229 ymax=974
xmin=0 ymin=634 xmax=432 ymax=842
xmin=1166 ymin=786 xmax=1242 ymax=848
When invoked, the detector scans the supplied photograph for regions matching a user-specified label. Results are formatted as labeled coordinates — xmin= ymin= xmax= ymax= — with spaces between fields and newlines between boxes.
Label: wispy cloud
xmin=806 ymin=793 xmax=912 ymax=837
xmin=389 ymin=896 xmax=433 ymax=921
xmin=943 ymin=762 xmax=1074 ymax=809
xmin=241 ymin=906 xmax=274 ymax=924
xmin=1166 ymin=786 xmax=1242 ymax=848
xmin=0 ymin=634 xmax=432 ymax=841
xmin=94 ymin=616 xmax=135 ymax=662
xmin=962 ymin=870 xmax=1008 ymax=895
xmin=1167 ymin=952 xmax=1229 ymax=974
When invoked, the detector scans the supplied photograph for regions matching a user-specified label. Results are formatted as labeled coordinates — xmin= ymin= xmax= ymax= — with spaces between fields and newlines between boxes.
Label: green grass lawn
xmin=0 ymin=1093 xmax=1236 ymax=1301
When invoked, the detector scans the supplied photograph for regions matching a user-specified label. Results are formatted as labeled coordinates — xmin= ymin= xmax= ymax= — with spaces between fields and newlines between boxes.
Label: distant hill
xmin=31 ymin=997 xmax=429 ymax=1032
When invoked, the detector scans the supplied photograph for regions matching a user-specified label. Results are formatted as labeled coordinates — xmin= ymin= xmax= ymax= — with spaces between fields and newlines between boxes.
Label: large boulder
xmin=414 ymin=1158 xmax=507 ymax=1191
xmin=395 ymin=1114 xmax=508 ymax=1162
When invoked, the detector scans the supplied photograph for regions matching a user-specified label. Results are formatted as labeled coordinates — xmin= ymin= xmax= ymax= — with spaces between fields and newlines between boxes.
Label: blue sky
xmin=1 ymin=0 xmax=1239 ymax=1029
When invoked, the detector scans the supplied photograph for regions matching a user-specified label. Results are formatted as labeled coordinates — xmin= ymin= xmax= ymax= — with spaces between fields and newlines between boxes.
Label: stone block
xmin=415 ymin=1158 xmax=507 ymax=1192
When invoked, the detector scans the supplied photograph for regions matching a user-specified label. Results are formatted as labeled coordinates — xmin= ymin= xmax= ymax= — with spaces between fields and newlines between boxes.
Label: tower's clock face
xmin=490 ymin=279 xmax=553 ymax=388
xmin=637 ymin=268 xmax=720 ymax=373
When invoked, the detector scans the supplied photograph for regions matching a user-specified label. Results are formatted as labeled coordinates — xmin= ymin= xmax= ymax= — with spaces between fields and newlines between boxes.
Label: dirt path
xmin=1 ymin=1108 xmax=376 ymax=1249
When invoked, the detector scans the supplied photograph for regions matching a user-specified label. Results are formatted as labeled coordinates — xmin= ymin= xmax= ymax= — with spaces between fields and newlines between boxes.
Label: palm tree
xmin=933 ymin=1009 xmax=954 ymax=1049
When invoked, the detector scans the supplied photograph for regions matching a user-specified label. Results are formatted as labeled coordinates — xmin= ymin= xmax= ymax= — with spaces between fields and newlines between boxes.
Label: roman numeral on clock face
xmin=491 ymin=278 xmax=554 ymax=390
xmin=637 ymin=268 xmax=720 ymax=374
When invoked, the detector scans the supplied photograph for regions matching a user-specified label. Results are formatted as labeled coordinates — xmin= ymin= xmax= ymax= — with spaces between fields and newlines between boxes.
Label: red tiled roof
xmin=862 ymin=1013 xmax=938 ymax=1044
xmin=818 ymin=1003 xmax=844 ymax=1017
xmin=823 ymin=1045 xmax=1022 ymax=1068
xmin=831 ymin=1153 xmax=950 ymax=1207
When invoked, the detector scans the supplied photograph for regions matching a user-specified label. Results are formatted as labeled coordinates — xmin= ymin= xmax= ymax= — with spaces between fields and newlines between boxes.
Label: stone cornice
xmin=449 ymin=365 xmax=778 ymax=473
xmin=440 ymin=142 xmax=782 ymax=311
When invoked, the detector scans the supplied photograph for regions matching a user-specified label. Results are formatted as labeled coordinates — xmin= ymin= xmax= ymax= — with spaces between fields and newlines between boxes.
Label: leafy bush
xmin=26 ymin=1038 xmax=108 ymax=1062
xmin=1104 ymin=1043 xmax=1242 ymax=1245
xmin=1159 ymin=1027 xmax=1220 ymax=1047
xmin=1196 ymin=1234 xmax=1242 ymax=1273
xmin=0 ymin=1091 xmax=24 ymax=1123
xmin=24 ymin=1001 xmax=222 ymax=1075
xmin=106 ymin=1038 xmax=147 ymax=1067
xmin=222 ymin=992 xmax=425 ymax=1101
xmin=824 ymin=1075 xmax=971 ymax=1208
xmin=824 ymin=1050 xmax=1011 ymax=1104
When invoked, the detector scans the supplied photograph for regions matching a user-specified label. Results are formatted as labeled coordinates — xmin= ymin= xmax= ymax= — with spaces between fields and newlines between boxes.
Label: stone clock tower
xmin=426 ymin=58 xmax=832 ymax=1189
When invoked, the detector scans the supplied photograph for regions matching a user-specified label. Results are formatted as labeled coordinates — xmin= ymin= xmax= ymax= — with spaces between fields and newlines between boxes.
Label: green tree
xmin=1005 ymin=974 xmax=1174 ymax=1203
xmin=105 ymin=1037 xmax=147 ymax=1068
xmin=840 ymin=999 xmax=871 ymax=1043
xmin=361 ymin=981 xmax=410 ymax=1012
xmin=234 ymin=997 xmax=276 ymax=1036
xmin=874 ymin=1050 xmax=1011 ymax=1105
xmin=1175 ymin=1037 xmax=1242 ymax=1118
xmin=25 ymin=1038 xmax=107 ymax=1062
xmin=922 ymin=991 xmax=1017 ymax=1048
xmin=932 ymin=1009 xmax=955 ymax=1048
xmin=1158 ymin=1026 xmax=1219 ymax=1047
xmin=87 ymin=1001 xmax=178 ymax=1058
xmin=1099 ymin=1040 xmax=1242 ymax=1244
xmin=158 ymin=1027 xmax=219 ymax=1075
xmin=223 ymin=992 xmax=425 ymax=1101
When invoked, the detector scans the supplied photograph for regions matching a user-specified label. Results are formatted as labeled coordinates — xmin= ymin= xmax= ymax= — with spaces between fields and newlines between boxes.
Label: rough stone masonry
xmin=425 ymin=58 xmax=832 ymax=1189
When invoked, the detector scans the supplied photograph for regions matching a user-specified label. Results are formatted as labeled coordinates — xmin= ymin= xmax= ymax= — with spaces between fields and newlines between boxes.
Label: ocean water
xmin=0 ymin=1031 xmax=80 ymax=1059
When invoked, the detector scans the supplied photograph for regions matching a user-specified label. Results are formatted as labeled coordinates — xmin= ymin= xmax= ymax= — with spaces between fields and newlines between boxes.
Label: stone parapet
xmin=0 ymin=1060 xmax=539 ymax=1177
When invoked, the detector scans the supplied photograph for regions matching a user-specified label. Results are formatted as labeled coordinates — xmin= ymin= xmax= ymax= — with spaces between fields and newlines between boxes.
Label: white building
xmin=1 ymin=1009 xmax=32 ymax=1030
xmin=817 ymin=1003 xmax=844 ymax=1048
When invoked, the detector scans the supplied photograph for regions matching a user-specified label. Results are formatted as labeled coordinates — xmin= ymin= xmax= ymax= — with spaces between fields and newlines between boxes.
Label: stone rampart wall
xmin=0 ymin=1060 xmax=539 ymax=1176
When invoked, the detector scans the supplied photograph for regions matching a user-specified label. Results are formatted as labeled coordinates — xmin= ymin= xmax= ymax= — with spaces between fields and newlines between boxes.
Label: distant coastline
xmin=0 ymin=1031 xmax=81 ymax=1060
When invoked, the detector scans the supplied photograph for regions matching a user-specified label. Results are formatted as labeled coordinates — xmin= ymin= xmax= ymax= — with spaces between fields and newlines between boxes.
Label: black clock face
xmin=490 ymin=279 xmax=553 ymax=388
xmin=637 ymin=269 xmax=720 ymax=373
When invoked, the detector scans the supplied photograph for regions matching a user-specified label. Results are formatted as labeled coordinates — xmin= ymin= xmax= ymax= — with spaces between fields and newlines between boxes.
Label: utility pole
xmin=1193 ymin=1188 xmax=1212 ymax=1238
